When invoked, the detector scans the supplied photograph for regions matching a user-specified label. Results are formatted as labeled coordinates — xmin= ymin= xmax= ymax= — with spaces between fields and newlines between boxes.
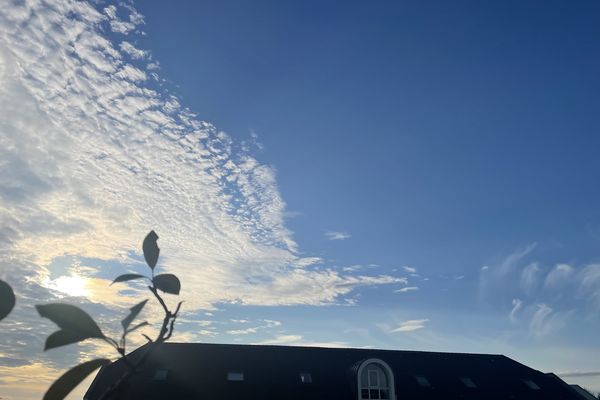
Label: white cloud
xmin=391 ymin=319 xmax=428 ymax=332
xmin=478 ymin=243 xmax=537 ymax=302
xmin=578 ymin=264 xmax=600 ymax=307
xmin=509 ymin=298 xmax=522 ymax=322
xmin=402 ymin=266 xmax=417 ymax=274
xmin=227 ymin=327 xmax=258 ymax=335
xmin=0 ymin=0 xmax=403 ymax=314
xmin=530 ymin=304 xmax=553 ymax=336
xmin=342 ymin=265 xmax=363 ymax=272
xmin=559 ymin=371 xmax=600 ymax=378
xmin=254 ymin=334 xmax=348 ymax=348
xmin=499 ymin=243 xmax=537 ymax=276
xmin=545 ymin=264 xmax=573 ymax=289
xmin=104 ymin=5 xmax=118 ymax=20
xmin=114 ymin=64 xmax=147 ymax=81
xmin=529 ymin=304 xmax=571 ymax=338
xmin=325 ymin=231 xmax=351 ymax=241
xmin=226 ymin=319 xmax=281 ymax=335
xmin=119 ymin=41 xmax=149 ymax=60
xmin=520 ymin=262 xmax=540 ymax=294
xmin=395 ymin=286 xmax=418 ymax=293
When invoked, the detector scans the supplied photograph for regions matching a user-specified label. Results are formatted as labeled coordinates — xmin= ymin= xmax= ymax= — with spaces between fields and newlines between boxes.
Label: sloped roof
xmin=569 ymin=384 xmax=598 ymax=400
xmin=85 ymin=342 xmax=583 ymax=400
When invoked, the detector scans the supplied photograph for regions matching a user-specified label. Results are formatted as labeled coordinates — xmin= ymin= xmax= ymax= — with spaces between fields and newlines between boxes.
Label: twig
xmin=96 ymin=284 xmax=181 ymax=400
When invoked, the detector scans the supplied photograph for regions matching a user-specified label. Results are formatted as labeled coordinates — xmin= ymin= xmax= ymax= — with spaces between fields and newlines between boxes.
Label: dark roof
xmin=85 ymin=342 xmax=582 ymax=400
xmin=569 ymin=385 xmax=598 ymax=400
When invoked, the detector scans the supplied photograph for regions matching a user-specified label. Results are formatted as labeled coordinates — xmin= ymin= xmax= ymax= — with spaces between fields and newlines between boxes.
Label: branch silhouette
xmin=36 ymin=231 xmax=183 ymax=400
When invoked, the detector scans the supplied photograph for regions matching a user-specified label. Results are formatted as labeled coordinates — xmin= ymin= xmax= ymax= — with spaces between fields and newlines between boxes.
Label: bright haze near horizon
xmin=1 ymin=0 xmax=600 ymax=398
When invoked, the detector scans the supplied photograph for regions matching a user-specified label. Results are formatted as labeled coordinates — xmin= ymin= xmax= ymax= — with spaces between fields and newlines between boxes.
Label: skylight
xmin=227 ymin=372 xmax=244 ymax=381
xmin=153 ymin=369 xmax=168 ymax=381
xmin=459 ymin=377 xmax=477 ymax=388
xmin=522 ymin=379 xmax=541 ymax=390
xmin=300 ymin=372 xmax=312 ymax=383
xmin=414 ymin=376 xmax=431 ymax=387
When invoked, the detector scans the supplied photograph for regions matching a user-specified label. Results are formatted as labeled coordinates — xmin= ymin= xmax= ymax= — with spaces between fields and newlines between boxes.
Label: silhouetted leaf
xmin=0 ymin=279 xmax=15 ymax=322
xmin=153 ymin=274 xmax=181 ymax=295
xmin=45 ymin=329 xmax=90 ymax=351
xmin=36 ymin=304 xmax=104 ymax=341
xmin=127 ymin=321 xmax=149 ymax=334
xmin=142 ymin=230 xmax=159 ymax=270
xmin=121 ymin=299 xmax=148 ymax=331
xmin=111 ymin=274 xmax=147 ymax=285
xmin=43 ymin=358 xmax=110 ymax=400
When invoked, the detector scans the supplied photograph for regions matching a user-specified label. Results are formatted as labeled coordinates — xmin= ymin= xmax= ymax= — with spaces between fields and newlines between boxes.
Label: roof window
xmin=522 ymin=379 xmax=541 ymax=390
xmin=153 ymin=369 xmax=168 ymax=381
xmin=459 ymin=377 xmax=477 ymax=388
xmin=414 ymin=375 xmax=431 ymax=387
xmin=227 ymin=371 xmax=244 ymax=381
xmin=299 ymin=372 xmax=312 ymax=383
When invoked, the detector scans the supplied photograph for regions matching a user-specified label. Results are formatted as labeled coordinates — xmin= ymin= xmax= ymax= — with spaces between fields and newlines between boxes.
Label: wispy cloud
xmin=520 ymin=263 xmax=540 ymax=294
xmin=391 ymin=319 xmax=428 ymax=332
xmin=254 ymin=334 xmax=349 ymax=348
xmin=226 ymin=319 xmax=281 ymax=335
xmin=395 ymin=286 xmax=418 ymax=293
xmin=478 ymin=243 xmax=537 ymax=303
xmin=402 ymin=266 xmax=417 ymax=274
xmin=325 ymin=231 xmax=351 ymax=241
xmin=529 ymin=304 xmax=571 ymax=338
xmin=559 ymin=370 xmax=600 ymax=378
xmin=545 ymin=264 xmax=573 ymax=289
xmin=578 ymin=264 xmax=600 ymax=307
xmin=509 ymin=298 xmax=522 ymax=322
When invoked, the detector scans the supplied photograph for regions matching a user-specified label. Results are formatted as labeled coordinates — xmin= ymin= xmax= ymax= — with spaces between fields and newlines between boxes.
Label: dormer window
xmin=357 ymin=359 xmax=395 ymax=400
xmin=153 ymin=369 xmax=168 ymax=381
xmin=522 ymin=379 xmax=540 ymax=390
xmin=414 ymin=375 xmax=431 ymax=387
xmin=227 ymin=371 xmax=244 ymax=381
xmin=459 ymin=376 xmax=476 ymax=388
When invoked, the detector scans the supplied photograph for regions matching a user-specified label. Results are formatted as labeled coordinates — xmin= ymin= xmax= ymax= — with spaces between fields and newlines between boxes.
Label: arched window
xmin=357 ymin=359 xmax=395 ymax=400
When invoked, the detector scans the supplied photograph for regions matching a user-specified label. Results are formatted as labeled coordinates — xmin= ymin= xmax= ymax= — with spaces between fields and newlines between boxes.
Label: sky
xmin=1 ymin=0 xmax=600 ymax=398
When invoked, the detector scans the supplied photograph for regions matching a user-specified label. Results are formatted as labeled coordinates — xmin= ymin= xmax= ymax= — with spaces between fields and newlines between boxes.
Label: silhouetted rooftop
xmin=85 ymin=342 xmax=587 ymax=400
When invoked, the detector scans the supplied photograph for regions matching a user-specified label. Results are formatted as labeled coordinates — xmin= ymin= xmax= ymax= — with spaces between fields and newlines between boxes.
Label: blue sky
xmin=1 ymin=1 xmax=600 ymax=398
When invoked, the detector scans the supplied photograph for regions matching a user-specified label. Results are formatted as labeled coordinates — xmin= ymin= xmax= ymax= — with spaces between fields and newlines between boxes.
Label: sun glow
xmin=52 ymin=275 xmax=89 ymax=297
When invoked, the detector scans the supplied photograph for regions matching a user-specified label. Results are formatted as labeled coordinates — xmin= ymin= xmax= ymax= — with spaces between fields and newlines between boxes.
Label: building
xmin=85 ymin=342 xmax=588 ymax=400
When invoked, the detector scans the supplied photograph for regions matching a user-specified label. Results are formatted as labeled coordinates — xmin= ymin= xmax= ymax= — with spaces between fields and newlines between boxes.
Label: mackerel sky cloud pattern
xmin=0 ymin=2 xmax=407 ymax=397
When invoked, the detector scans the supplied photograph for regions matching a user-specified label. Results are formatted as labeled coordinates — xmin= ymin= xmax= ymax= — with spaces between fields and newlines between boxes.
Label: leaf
xmin=45 ymin=330 xmax=89 ymax=351
xmin=36 ymin=304 xmax=104 ymax=341
xmin=142 ymin=230 xmax=159 ymax=270
xmin=0 ymin=279 xmax=15 ymax=322
xmin=127 ymin=321 xmax=149 ymax=334
xmin=111 ymin=274 xmax=147 ymax=285
xmin=43 ymin=358 xmax=111 ymax=400
xmin=121 ymin=299 xmax=148 ymax=331
xmin=153 ymin=274 xmax=181 ymax=295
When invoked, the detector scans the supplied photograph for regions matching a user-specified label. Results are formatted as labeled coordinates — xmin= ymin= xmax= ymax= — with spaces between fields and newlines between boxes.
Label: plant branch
xmin=97 ymin=284 xmax=181 ymax=400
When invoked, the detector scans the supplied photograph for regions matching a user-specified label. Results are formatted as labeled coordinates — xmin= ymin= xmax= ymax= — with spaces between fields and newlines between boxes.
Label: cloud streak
xmin=391 ymin=319 xmax=428 ymax=332
xmin=325 ymin=231 xmax=351 ymax=241
xmin=395 ymin=286 xmax=418 ymax=293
